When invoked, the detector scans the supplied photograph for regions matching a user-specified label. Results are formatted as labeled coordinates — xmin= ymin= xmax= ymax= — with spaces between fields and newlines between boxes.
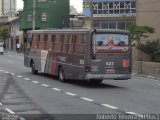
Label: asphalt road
xmin=0 ymin=52 xmax=160 ymax=120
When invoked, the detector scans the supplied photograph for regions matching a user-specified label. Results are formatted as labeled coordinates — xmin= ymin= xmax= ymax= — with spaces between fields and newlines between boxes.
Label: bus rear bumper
xmin=85 ymin=74 xmax=131 ymax=80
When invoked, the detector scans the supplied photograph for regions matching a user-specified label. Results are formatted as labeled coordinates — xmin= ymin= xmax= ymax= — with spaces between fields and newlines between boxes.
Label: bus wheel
xmin=58 ymin=67 xmax=66 ymax=82
xmin=89 ymin=79 xmax=103 ymax=84
xmin=31 ymin=62 xmax=38 ymax=74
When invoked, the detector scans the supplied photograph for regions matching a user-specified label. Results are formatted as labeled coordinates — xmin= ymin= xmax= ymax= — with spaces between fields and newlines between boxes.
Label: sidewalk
xmin=4 ymin=50 xmax=24 ymax=55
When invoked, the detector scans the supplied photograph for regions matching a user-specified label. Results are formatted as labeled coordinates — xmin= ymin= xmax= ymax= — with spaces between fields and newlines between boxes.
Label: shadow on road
xmin=36 ymin=73 xmax=124 ymax=89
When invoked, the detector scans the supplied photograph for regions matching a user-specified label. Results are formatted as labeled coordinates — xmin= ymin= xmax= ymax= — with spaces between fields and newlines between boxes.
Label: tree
xmin=128 ymin=25 xmax=155 ymax=45
xmin=128 ymin=25 xmax=155 ymax=73
xmin=137 ymin=40 xmax=160 ymax=61
xmin=0 ymin=25 xmax=10 ymax=48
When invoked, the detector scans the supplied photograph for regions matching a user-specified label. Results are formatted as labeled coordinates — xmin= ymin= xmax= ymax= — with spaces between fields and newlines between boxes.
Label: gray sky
xmin=17 ymin=0 xmax=83 ymax=12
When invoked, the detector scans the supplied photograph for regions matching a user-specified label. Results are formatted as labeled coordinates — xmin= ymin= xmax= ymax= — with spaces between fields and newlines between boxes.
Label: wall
xmin=133 ymin=61 xmax=160 ymax=77
xmin=136 ymin=0 xmax=160 ymax=41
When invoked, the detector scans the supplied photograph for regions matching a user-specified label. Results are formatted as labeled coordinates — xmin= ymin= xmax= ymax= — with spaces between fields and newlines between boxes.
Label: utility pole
xmin=10 ymin=0 xmax=11 ymax=16
xmin=32 ymin=0 xmax=35 ymax=30
xmin=2 ymin=0 xmax=4 ymax=15
xmin=90 ymin=0 xmax=93 ymax=29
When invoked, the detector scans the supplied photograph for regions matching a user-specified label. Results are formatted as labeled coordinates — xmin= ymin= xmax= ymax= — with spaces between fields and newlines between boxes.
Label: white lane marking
xmin=17 ymin=75 xmax=23 ymax=78
xmin=32 ymin=81 xmax=39 ymax=84
xmin=7 ymin=60 xmax=15 ymax=63
xmin=51 ymin=88 xmax=61 ymax=91
xmin=5 ymin=71 xmax=9 ymax=74
xmin=126 ymin=112 xmax=138 ymax=115
xmin=80 ymin=97 xmax=94 ymax=102
xmin=41 ymin=84 xmax=49 ymax=87
xmin=4 ymin=96 xmax=11 ymax=99
xmin=10 ymin=73 xmax=15 ymax=76
xmin=146 ymin=76 xmax=155 ymax=79
xmin=101 ymin=104 xmax=118 ymax=109
xmin=0 ymin=70 xmax=4 ymax=72
xmin=0 ymin=102 xmax=2 ymax=105
xmin=24 ymin=78 xmax=31 ymax=81
xmin=65 ymin=92 xmax=77 ymax=96
xmin=5 ymin=108 xmax=15 ymax=114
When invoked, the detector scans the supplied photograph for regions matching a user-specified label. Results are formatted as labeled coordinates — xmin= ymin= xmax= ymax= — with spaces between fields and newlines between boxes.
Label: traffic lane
xmin=0 ymin=71 xmax=121 ymax=115
xmin=1 ymin=65 xmax=160 ymax=114
xmin=13 ymin=72 xmax=160 ymax=114
xmin=1 ymin=53 xmax=160 ymax=113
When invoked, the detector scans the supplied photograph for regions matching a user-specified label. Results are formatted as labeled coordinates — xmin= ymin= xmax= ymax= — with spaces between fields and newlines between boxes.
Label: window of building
xmin=109 ymin=21 xmax=116 ymax=29
xmin=98 ymin=10 xmax=103 ymax=14
xmin=92 ymin=1 xmax=136 ymax=15
xmin=93 ymin=20 xmax=101 ymax=28
xmin=102 ymin=2 xmax=109 ymax=9
xmin=38 ymin=0 xmax=46 ymax=2
xmin=109 ymin=2 xmax=113 ymax=9
xmin=131 ymin=1 xmax=136 ymax=8
xmin=98 ymin=2 xmax=102 ymax=9
xmin=101 ymin=21 xmax=108 ymax=29
xmin=117 ymin=21 xmax=125 ymax=30
xmin=27 ymin=14 xmax=32 ymax=21
xmin=41 ymin=13 xmax=47 ymax=22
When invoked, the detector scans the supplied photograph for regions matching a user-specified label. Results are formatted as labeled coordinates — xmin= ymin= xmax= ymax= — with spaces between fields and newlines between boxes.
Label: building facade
xmin=20 ymin=0 xmax=70 ymax=31
xmin=83 ymin=0 xmax=136 ymax=29
xmin=0 ymin=0 xmax=16 ymax=17
xmin=136 ymin=0 xmax=160 ymax=41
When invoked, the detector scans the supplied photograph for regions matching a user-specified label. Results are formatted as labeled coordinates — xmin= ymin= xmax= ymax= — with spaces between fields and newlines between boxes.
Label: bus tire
xmin=58 ymin=67 xmax=66 ymax=82
xmin=31 ymin=62 xmax=38 ymax=74
xmin=89 ymin=79 xmax=103 ymax=84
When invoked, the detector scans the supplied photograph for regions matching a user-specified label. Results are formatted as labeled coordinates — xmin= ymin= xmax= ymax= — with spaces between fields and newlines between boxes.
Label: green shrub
xmin=137 ymin=40 xmax=160 ymax=61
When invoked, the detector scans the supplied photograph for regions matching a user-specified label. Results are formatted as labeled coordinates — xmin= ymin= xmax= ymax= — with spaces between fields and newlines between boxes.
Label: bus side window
xmin=54 ymin=34 xmax=62 ymax=52
xmin=26 ymin=33 xmax=32 ymax=49
xmin=45 ymin=34 xmax=52 ymax=50
xmin=51 ymin=34 xmax=56 ymax=50
xmin=38 ymin=34 xmax=45 ymax=49
xmin=62 ymin=34 xmax=69 ymax=53
xmin=31 ymin=34 xmax=38 ymax=48
xmin=44 ymin=34 xmax=48 ymax=49
xmin=68 ymin=35 xmax=76 ymax=54
xmin=74 ymin=35 xmax=85 ymax=54
xmin=36 ymin=34 xmax=40 ymax=49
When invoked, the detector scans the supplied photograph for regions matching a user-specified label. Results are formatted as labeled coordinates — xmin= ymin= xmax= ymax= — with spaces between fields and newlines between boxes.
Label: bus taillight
xmin=85 ymin=65 xmax=91 ymax=72
xmin=123 ymin=59 xmax=129 ymax=68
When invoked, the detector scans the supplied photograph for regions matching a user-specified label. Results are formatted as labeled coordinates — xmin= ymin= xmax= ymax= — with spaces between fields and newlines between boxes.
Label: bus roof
xmin=27 ymin=28 xmax=130 ymax=34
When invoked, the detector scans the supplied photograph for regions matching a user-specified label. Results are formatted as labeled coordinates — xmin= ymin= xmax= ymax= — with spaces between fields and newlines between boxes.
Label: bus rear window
xmin=95 ymin=34 xmax=129 ymax=53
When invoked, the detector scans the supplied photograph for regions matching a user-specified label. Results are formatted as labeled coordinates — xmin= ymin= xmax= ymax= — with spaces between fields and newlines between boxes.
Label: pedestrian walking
xmin=16 ymin=43 xmax=20 ymax=53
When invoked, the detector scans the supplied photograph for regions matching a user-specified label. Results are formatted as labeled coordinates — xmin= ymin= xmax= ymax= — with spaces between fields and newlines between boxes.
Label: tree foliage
xmin=137 ymin=40 xmax=160 ymax=61
xmin=0 ymin=25 xmax=10 ymax=43
xmin=128 ymin=25 xmax=155 ymax=42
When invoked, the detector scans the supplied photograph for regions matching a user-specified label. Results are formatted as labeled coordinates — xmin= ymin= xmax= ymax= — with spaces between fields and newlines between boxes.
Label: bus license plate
xmin=105 ymin=68 xmax=115 ymax=73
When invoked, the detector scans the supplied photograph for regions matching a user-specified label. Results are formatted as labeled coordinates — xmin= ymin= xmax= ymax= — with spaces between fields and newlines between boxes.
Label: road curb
xmin=132 ymin=73 xmax=160 ymax=81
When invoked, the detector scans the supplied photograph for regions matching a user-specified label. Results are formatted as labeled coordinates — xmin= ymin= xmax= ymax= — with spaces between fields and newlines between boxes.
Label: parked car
xmin=0 ymin=43 xmax=4 ymax=55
